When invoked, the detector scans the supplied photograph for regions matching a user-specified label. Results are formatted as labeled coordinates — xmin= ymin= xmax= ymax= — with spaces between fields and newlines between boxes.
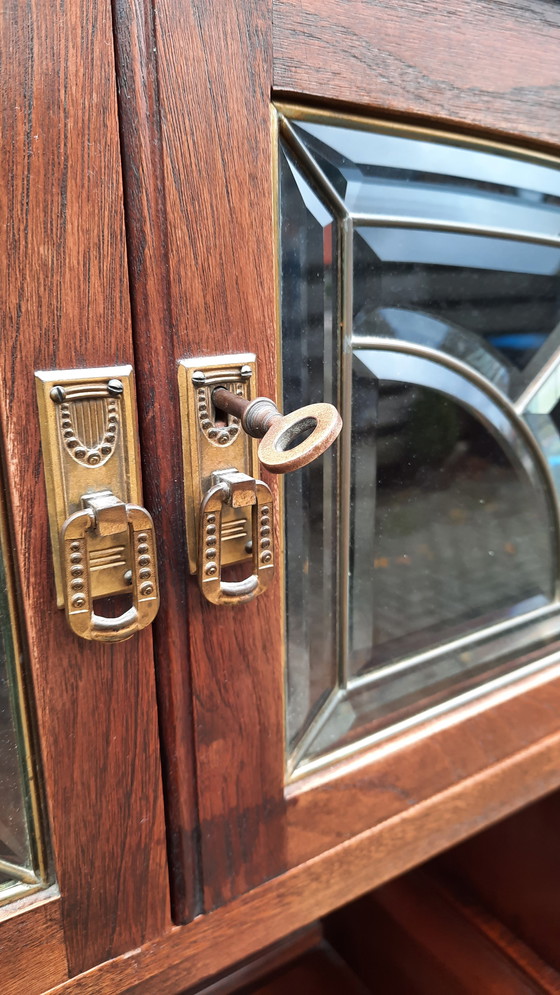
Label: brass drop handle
xmin=211 ymin=388 xmax=342 ymax=474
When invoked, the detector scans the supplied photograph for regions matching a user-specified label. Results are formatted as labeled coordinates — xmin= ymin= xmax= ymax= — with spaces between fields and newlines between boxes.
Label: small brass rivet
xmin=206 ymin=535 xmax=217 ymax=546
xmin=138 ymin=533 xmax=148 ymax=541
xmin=139 ymin=554 xmax=151 ymax=566
xmin=70 ymin=553 xmax=82 ymax=564
xmin=140 ymin=582 xmax=154 ymax=596
xmin=205 ymin=563 xmax=217 ymax=576
xmin=138 ymin=542 xmax=149 ymax=554
xmin=206 ymin=525 xmax=216 ymax=535
xmin=261 ymin=538 xmax=271 ymax=548
xmin=139 ymin=568 xmax=151 ymax=579
xmin=71 ymin=579 xmax=84 ymax=591
xmin=70 ymin=542 xmax=81 ymax=552
xmin=72 ymin=594 xmax=86 ymax=608
xmin=71 ymin=565 xmax=84 ymax=577
xmin=260 ymin=526 xmax=270 ymax=537
xmin=206 ymin=549 xmax=217 ymax=559
xmin=261 ymin=516 xmax=270 ymax=526
xmin=261 ymin=552 xmax=272 ymax=564
xmin=261 ymin=506 xmax=270 ymax=514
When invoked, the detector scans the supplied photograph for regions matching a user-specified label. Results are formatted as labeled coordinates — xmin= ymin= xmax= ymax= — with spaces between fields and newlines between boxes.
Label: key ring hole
xmin=275 ymin=416 xmax=317 ymax=453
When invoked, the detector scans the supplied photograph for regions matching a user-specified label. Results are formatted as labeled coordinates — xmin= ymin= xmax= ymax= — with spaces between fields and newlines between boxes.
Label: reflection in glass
xmin=350 ymin=369 xmax=553 ymax=677
xmin=280 ymin=146 xmax=340 ymax=751
xmin=0 ymin=488 xmax=45 ymax=903
xmin=279 ymin=109 xmax=560 ymax=774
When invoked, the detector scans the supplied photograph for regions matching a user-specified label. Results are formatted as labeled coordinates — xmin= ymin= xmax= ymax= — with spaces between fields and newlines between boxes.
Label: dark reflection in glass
xmin=350 ymin=370 xmax=554 ymax=677
xmin=280 ymin=146 xmax=340 ymax=752
xmin=0 ymin=550 xmax=32 ymax=871
xmin=353 ymin=228 xmax=560 ymax=374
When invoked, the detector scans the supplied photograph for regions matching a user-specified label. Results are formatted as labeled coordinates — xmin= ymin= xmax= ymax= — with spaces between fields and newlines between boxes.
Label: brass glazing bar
xmin=278 ymin=116 xmax=350 ymax=220
xmin=0 ymin=856 xmax=39 ymax=884
xmin=351 ymin=214 xmax=560 ymax=247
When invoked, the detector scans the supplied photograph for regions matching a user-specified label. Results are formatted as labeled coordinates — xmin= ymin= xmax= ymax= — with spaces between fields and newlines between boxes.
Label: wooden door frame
xmin=0 ymin=0 xmax=170 ymax=987
xmin=115 ymin=0 xmax=560 ymax=924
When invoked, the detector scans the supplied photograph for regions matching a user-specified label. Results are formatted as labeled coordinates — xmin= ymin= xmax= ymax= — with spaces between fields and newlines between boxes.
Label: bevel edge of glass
xmin=287 ymin=642 xmax=560 ymax=783
xmin=272 ymin=106 xmax=291 ymax=775
xmin=274 ymin=102 xmax=560 ymax=176
xmin=0 ymin=473 xmax=48 ymax=890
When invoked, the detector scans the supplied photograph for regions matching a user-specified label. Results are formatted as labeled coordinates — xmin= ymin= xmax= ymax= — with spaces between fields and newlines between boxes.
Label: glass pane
xmin=280 ymin=146 xmax=340 ymax=751
xmin=350 ymin=370 xmax=554 ymax=678
xmin=0 ymin=485 xmax=44 ymax=899
xmin=279 ymin=110 xmax=560 ymax=774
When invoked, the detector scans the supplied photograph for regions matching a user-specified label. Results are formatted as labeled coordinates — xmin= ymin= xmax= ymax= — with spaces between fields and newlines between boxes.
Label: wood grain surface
xmin=436 ymin=791 xmax=560 ymax=976
xmin=116 ymin=0 xmax=287 ymax=914
xmin=273 ymin=0 xmax=560 ymax=148
xmin=0 ymin=893 xmax=67 ymax=995
xmin=39 ymin=717 xmax=560 ymax=994
xmin=286 ymin=661 xmax=560 ymax=866
xmin=112 ymin=0 xmax=203 ymax=923
xmin=327 ymin=869 xmax=560 ymax=994
xmin=0 ymin=0 xmax=170 ymax=974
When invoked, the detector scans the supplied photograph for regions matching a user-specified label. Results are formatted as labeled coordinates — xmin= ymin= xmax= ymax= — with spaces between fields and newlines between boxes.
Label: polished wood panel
xmin=124 ymin=926 xmax=322 ymax=995
xmin=237 ymin=943 xmax=371 ymax=995
xmin=117 ymin=0 xmax=286 ymax=915
xmin=0 ymin=0 xmax=170 ymax=973
xmin=112 ymin=0 xmax=202 ymax=923
xmin=1 ymin=893 xmax=67 ymax=995
xmin=37 ymin=722 xmax=560 ymax=995
xmin=286 ymin=662 xmax=560 ymax=865
xmin=274 ymin=0 xmax=560 ymax=147
xmin=327 ymin=869 xmax=560 ymax=993
xmin=435 ymin=791 xmax=560 ymax=975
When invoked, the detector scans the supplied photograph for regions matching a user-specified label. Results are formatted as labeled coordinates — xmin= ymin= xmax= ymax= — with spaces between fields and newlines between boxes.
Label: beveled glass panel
xmin=280 ymin=146 xmax=340 ymax=751
xmin=0 ymin=485 xmax=45 ymax=902
xmin=279 ymin=109 xmax=560 ymax=775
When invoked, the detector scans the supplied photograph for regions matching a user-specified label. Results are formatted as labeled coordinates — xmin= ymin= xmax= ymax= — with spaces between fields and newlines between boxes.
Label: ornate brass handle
xmin=198 ymin=470 xmax=274 ymax=605
xmin=36 ymin=367 xmax=161 ymax=641
xmin=211 ymin=388 xmax=342 ymax=474
xmin=61 ymin=493 xmax=159 ymax=641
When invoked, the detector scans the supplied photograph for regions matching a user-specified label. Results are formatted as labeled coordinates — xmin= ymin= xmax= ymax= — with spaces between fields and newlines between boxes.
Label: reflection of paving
xmin=351 ymin=463 xmax=553 ymax=674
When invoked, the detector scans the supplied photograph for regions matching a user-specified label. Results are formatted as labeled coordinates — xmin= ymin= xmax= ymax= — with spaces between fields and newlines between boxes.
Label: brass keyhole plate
xmin=178 ymin=354 xmax=259 ymax=574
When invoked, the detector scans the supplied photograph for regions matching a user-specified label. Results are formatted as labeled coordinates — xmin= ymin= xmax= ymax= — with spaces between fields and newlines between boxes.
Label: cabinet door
xmin=112 ymin=0 xmax=560 ymax=927
xmin=0 ymin=1 xmax=170 ymax=988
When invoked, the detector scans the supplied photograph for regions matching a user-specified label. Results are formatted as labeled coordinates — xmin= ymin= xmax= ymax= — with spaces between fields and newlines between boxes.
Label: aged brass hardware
xmin=211 ymin=388 xmax=342 ymax=473
xmin=35 ymin=367 xmax=160 ymax=640
xmin=198 ymin=469 xmax=274 ymax=604
xmin=178 ymin=354 xmax=342 ymax=606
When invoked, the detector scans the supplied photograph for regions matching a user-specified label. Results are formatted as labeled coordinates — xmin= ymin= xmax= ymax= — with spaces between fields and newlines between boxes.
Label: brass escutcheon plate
xmin=178 ymin=354 xmax=259 ymax=574
xmin=35 ymin=366 xmax=143 ymax=607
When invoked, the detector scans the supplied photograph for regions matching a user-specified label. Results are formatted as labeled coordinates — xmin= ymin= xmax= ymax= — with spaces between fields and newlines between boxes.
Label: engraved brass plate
xmin=178 ymin=354 xmax=259 ymax=573
xmin=35 ymin=366 xmax=142 ymax=607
